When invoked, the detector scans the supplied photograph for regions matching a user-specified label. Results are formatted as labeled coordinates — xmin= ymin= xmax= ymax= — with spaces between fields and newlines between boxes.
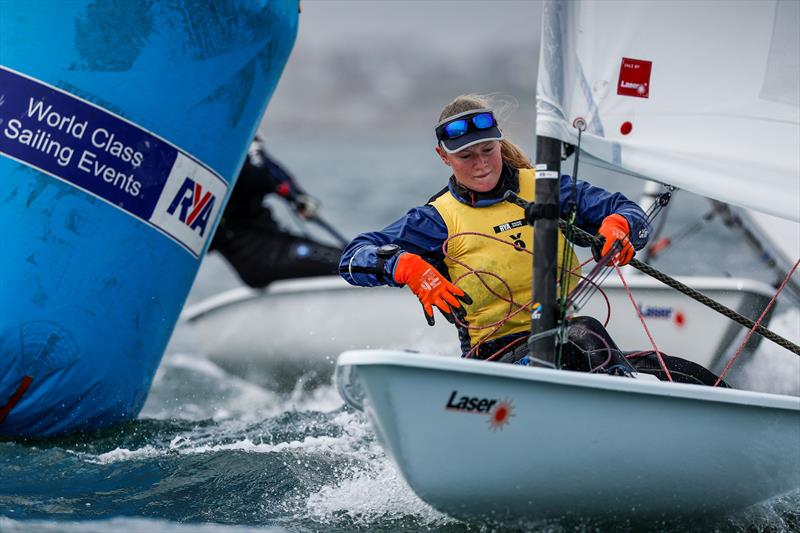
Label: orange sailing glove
xmin=596 ymin=214 xmax=635 ymax=266
xmin=393 ymin=253 xmax=472 ymax=326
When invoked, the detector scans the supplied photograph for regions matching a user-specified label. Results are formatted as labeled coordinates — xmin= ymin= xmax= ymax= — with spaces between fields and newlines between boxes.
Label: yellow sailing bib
xmin=430 ymin=168 xmax=581 ymax=346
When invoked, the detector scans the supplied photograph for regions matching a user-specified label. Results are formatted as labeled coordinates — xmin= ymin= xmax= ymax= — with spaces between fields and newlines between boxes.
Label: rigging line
xmin=711 ymin=201 xmax=800 ymax=301
xmin=561 ymin=219 xmax=800 ymax=357
xmin=567 ymin=253 xmax=614 ymax=310
xmin=641 ymin=184 xmax=673 ymax=223
xmin=714 ymin=257 xmax=800 ymax=386
xmin=566 ymin=237 xmax=628 ymax=313
xmin=282 ymin=198 xmax=314 ymax=241
xmin=558 ymin=120 xmax=587 ymax=365
xmin=563 ymin=185 xmax=672 ymax=314
xmin=567 ymin=259 xmax=614 ymax=324
xmin=307 ymin=215 xmax=349 ymax=248
xmin=639 ymin=187 xmax=673 ymax=261
xmin=657 ymin=204 xmax=718 ymax=252
xmin=643 ymin=209 xmax=671 ymax=262
xmin=632 ymin=258 xmax=800 ymax=356
xmin=558 ymin=227 xmax=579 ymax=360
xmin=615 ymin=265 xmax=673 ymax=382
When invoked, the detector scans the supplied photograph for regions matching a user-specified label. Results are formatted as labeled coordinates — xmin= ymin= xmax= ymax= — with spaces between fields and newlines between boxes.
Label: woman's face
xmin=436 ymin=141 xmax=503 ymax=193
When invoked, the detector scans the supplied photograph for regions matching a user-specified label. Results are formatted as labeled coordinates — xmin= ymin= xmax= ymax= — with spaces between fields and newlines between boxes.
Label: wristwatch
xmin=376 ymin=244 xmax=401 ymax=283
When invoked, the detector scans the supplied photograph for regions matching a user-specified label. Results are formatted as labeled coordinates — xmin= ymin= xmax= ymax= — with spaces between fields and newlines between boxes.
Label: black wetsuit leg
xmin=625 ymin=351 xmax=729 ymax=387
xmin=560 ymin=316 xmax=637 ymax=374
xmin=564 ymin=316 xmax=729 ymax=386
xmin=495 ymin=316 xmax=729 ymax=386
xmin=210 ymin=206 xmax=341 ymax=288
xmin=493 ymin=317 xmax=634 ymax=370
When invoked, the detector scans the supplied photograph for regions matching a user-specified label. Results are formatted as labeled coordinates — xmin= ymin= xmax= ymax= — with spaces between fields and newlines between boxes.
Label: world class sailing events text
xmin=3 ymin=97 xmax=144 ymax=197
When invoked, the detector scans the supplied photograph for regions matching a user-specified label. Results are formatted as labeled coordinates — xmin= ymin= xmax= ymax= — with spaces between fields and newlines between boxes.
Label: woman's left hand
xmin=597 ymin=214 xmax=634 ymax=265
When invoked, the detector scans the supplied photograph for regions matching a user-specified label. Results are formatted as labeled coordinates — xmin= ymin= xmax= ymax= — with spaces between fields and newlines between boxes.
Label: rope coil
xmin=441 ymin=231 xmax=610 ymax=360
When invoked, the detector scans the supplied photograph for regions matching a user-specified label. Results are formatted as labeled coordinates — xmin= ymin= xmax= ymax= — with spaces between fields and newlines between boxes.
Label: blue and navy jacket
xmin=340 ymin=167 xmax=651 ymax=290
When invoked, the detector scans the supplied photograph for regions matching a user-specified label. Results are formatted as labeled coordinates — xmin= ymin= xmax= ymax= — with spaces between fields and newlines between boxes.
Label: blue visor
xmin=435 ymin=109 xmax=503 ymax=153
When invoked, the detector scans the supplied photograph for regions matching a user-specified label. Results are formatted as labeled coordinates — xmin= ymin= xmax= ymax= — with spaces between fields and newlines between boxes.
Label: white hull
xmin=336 ymin=350 xmax=800 ymax=520
xmin=180 ymin=275 xmax=776 ymax=387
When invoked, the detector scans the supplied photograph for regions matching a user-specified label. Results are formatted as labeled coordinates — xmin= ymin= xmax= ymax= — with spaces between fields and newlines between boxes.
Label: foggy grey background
xmin=260 ymin=0 xmax=543 ymax=146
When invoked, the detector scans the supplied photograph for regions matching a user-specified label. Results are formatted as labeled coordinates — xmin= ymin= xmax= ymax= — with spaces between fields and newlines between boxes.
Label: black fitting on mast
xmin=530 ymin=135 xmax=562 ymax=366
xmin=527 ymin=202 xmax=559 ymax=223
xmin=504 ymin=190 xmax=559 ymax=224
xmin=503 ymin=193 xmax=560 ymax=226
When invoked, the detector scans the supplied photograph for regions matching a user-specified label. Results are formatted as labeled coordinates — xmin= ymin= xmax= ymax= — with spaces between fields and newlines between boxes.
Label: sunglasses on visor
xmin=435 ymin=112 xmax=498 ymax=142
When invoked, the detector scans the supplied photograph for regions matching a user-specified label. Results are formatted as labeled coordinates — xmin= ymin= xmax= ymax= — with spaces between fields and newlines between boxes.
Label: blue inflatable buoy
xmin=0 ymin=1 xmax=298 ymax=436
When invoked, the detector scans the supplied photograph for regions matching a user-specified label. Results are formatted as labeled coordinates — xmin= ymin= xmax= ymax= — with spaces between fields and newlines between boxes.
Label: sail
xmin=0 ymin=1 xmax=299 ymax=436
xmin=537 ymin=0 xmax=800 ymax=222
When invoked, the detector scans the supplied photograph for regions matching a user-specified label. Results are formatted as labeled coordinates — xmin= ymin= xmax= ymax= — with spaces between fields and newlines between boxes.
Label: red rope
xmin=714 ymin=257 xmax=800 ymax=387
xmin=443 ymin=231 xmax=536 ymax=357
xmin=485 ymin=336 xmax=528 ymax=362
xmin=615 ymin=265 xmax=673 ymax=382
xmin=624 ymin=350 xmax=652 ymax=360
xmin=572 ymin=257 xmax=612 ymax=327
xmin=0 ymin=376 xmax=33 ymax=424
xmin=441 ymin=231 xmax=611 ymax=359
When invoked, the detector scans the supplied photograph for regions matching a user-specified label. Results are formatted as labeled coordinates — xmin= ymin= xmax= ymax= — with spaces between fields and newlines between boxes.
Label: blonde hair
xmin=438 ymin=94 xmax=532 ymax=169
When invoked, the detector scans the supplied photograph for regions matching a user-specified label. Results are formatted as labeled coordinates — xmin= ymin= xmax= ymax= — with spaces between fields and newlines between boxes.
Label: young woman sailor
xmin=339 ymin=95 xmax=725 ymax=385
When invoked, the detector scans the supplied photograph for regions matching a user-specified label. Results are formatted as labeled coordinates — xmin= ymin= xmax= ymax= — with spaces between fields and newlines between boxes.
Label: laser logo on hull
xmin=445 ymin=390 xmax=515 ymax=430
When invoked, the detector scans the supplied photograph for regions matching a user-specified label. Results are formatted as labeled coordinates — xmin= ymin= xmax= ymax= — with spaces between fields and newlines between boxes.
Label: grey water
xmin=2 ymin=133 xmax=799 ymax=533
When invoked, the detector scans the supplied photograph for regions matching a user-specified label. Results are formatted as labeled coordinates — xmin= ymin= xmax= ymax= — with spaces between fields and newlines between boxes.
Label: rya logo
xmin=166 ymin=177 xmax=216 ymax=236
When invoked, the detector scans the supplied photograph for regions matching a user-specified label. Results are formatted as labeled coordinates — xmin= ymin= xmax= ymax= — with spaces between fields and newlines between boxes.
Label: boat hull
xmin=336 ymin=350 xmax=800 ymax=520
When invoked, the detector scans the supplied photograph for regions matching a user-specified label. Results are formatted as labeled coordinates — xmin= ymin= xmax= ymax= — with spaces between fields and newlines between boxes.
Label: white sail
xmin=537 ymin=0 xmax=800 ymax=222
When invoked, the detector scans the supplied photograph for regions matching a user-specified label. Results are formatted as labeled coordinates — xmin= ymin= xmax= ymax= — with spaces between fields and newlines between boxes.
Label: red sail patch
xmin=618 ymin=57 xmax=652 ymax=98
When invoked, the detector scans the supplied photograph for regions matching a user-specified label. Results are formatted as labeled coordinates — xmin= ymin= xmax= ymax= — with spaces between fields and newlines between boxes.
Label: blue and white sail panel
xmin=537 ymin=0 xmax=800 ymax=222
xmin=0 ymin=0 xmax=298 ymax=436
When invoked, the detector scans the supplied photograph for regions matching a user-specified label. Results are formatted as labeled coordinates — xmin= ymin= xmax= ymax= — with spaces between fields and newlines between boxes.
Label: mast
xmin=529 ymin=135 xmax=562 ymax=365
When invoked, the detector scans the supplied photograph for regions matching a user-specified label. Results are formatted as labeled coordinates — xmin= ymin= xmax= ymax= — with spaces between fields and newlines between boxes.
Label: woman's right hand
xmin=393 ymin=253 xmax=472 ymax=326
